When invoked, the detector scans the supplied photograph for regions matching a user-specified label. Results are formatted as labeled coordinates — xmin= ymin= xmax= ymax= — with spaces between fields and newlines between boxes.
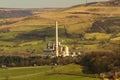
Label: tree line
xmin=0 ymin=49 xmax=120 ymax=74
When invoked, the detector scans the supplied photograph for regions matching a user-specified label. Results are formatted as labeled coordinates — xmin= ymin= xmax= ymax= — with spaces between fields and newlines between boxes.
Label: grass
xmin=0 ymin=64 xmax=97 ymax=80
xmin=110 ymin=37 xmax=120 ymax=44
xmin=85 ymin=33 xmax=111 ymax=40
xmin=0 ymin=30 xmax=117 ymax=55
xmin=0 ymin=6 xmax=120 ymax=55
xmin=10 ymin=25 xmax=46 ymax=32
xmin=1 ymin=6 xmax=120 ymax=33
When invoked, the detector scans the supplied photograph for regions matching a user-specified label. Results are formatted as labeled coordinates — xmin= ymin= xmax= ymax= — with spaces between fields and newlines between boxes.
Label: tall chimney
xmin=56 ymin=21 xmax=59 ymax=57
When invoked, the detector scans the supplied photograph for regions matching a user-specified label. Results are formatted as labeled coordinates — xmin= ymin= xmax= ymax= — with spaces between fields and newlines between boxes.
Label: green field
xmin=0 ymin=25 xmax=119 ymax=55
xmin=0 ymin=64 xmax=97 ymax=80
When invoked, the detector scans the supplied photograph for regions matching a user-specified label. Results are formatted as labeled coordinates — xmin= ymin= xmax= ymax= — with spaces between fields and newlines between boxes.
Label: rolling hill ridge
xmin=0 ymin=8 xmax=58 ymax=18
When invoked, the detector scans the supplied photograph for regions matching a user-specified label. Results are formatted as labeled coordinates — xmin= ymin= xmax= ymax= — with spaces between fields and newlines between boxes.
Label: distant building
xmin=44 ymin=41 xmax=69 ymax=57
xmin=1 ymin=65 xmax=7 ymax=69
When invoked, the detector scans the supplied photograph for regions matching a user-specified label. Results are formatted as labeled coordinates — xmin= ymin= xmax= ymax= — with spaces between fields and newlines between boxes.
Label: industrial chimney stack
xmin=56 ymin=21 xmax=59 ymax=57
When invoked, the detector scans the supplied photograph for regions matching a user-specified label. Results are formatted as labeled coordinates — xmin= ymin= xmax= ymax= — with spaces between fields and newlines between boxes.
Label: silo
xmin=64 ymin=46 xmax=69 ymax=56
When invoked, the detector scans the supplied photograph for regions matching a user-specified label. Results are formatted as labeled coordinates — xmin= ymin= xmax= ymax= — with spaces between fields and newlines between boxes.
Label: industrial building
xmin=44 ymin=21 xmax=70 ymax=57
xmin=44 ymin=41 xmax=69 ymax=57
xmin=44 ymin=21 xmax=81 ymax=57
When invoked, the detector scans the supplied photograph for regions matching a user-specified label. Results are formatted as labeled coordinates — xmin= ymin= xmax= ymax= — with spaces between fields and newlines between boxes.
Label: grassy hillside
xmin=1 ymin=6 xmax=120 ymax=32
xmin=0 ymin=1 xmax=120 ymax=55
xmin=0 ymin=64 xmax=97 ymax=80
xmin=0 ymin=8 xmax=58 ymax=18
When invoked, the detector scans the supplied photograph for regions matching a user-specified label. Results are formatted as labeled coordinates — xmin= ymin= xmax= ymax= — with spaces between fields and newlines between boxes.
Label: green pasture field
xmin=0 ymin=64 xmax=98 ymax=80
xmin=0 ymin=24 xmax=119 ymax=55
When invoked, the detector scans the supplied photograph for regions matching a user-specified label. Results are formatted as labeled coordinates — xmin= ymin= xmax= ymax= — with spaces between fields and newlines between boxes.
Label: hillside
xmin=78 ymin=0 xmax=120 ymax=6
xmin=0 ymin=8 xmax=58 ymax=18
xmin=1 ymin=6 xmax=119 ymax=33
xmin=88 ymin=17 xmax=120 ymax=33
xmin=103 ymin=0 xmax=120 ymax=6
xmin=0 ymin=0 xmax=120 ymax=56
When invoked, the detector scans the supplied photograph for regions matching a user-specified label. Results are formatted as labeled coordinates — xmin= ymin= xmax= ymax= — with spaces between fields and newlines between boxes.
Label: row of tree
xmin=0 ymin=49 xmax=120 ymax=74
xmin=0 ymin=56 xmax=79 ymax=67
xmin=80 ymin=51 xmax=120 ymax=73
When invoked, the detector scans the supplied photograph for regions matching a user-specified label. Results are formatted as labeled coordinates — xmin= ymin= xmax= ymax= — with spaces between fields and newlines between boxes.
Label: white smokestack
xmin=56 ymin=21 xmax=59 ymax=57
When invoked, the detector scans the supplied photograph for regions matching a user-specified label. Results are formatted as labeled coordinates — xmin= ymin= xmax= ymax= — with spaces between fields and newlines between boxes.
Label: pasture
xmin=0 ymin=64 xmax=97 ymax=80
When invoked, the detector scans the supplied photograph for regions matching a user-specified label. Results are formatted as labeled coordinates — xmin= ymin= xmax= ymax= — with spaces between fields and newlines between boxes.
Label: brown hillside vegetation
xmin=88 ymin=17 xmax=120 ymax=33
xmin=80 ymin=0 xmax=120 ymax=6
xmin=0 ymin=5 xmax=120 ymax=34
xmin=0 ymin=8 xmax=58 ymax=18
xmin=0 ymin=0 xmax=120 ymax=35
xmin=105 ymin=0 xmax=120 ymax=6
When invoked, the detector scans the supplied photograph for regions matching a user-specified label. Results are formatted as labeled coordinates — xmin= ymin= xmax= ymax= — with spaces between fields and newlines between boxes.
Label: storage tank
xmin=63 ymin=46 xmax=69 ymax=56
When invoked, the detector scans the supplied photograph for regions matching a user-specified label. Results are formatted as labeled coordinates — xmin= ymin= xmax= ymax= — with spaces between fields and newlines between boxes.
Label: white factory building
xmin=44 ymin=41 xmax=69 ymax=57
